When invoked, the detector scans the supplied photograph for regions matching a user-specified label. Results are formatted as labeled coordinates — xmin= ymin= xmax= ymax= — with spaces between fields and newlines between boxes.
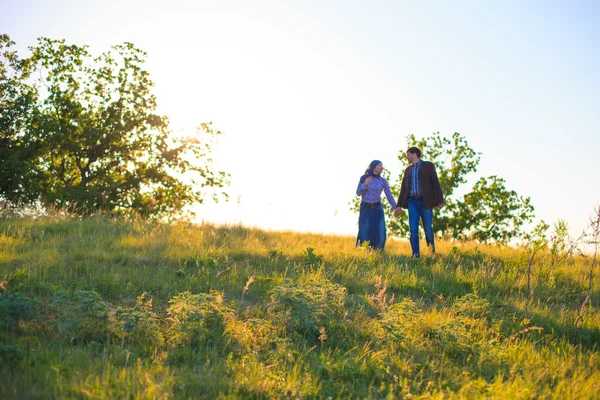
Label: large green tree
xmin=0 ymin=34 xmax=228 ymax=217
xmin=351 ymin=132 xmax=535 ymax=244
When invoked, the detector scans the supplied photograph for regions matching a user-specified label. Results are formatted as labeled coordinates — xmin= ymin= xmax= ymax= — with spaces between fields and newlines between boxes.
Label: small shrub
xmin=452 ymin=294 xmax=490 ymax=319
xmin=425 ymin=318 xmax=477 ymax=358
xmin=0 ymin=344 xmax=25 ymax=366
xmin=226 ymin=318 xmax=277 ymax=357
xmin=380 ymin=298 xmax=483 ymax=358
xmin=166 ymin=290 xmax=230 ymax=351
xmin=269 ymin=277 xmax=346 ymax=340
xmin=112 ymin=292 xmax=164 ymax=352
xmin=53 ymin=290 xmax=110 ymax=344
xmin=378 ymin=298 xmax=421 ymax=345
xmin=0 ymin=292 xmax=33 ymax=332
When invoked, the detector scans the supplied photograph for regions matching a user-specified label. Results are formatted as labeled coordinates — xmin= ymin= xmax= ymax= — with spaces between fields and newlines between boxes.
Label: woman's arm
xmin=356 ymin=176 xmax=373 ymax=196
xmin=357 ymin=181 xmax=367 ymax=196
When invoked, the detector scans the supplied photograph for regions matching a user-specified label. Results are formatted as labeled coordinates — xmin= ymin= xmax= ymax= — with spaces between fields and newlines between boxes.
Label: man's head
xmin=406 ymin=147 xmax=421 ymax=164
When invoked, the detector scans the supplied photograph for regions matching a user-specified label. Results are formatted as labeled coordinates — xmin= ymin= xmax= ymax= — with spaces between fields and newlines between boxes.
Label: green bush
xmin=380 ymin=298 xmax=483 ymax=359
xmin=0 ymin=292 xmax=33 ymax=332
xmin=0 ymin=344 xmax=25 ymax=366
xmin=53 ymin=290 xmax=110 ymax=344
xmin=112 ymin=292 xmax=164 ymax=353
xmin=166 ymin=290 xmax=230 ymax=351
xmin=269 ymin=277 xmax=346 ymax=340
xmin=225 ymin=317 xmax=278 ymax=358
xmin=378 ymin=298 xmax=421 ymax=345
xmin=425 ymin=318 xmax=478 ymax=358
xmin=452 ymin=293 xmax=490 ymax=319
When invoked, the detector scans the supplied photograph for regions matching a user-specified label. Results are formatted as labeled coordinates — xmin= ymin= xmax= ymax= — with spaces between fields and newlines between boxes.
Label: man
xmin=394 ymin=147 xmax=444 ymax=258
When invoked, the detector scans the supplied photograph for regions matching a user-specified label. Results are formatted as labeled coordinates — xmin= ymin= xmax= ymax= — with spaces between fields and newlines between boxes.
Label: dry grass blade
xmin=508 ymin=326 xmax=544 ymax=342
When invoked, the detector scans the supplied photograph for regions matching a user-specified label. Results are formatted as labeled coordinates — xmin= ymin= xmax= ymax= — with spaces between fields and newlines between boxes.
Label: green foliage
xmin=379 ymin=298 xmax=485 ymax=358
xmin=523 ymin=220 xmax=550 ymax=250
xmin=112 ymin=292 xmax=163 ymax=353
xmin=550 ymin=219 xmax=570 ymax=256
xmin=0 ymin=292 xmax=33 ymax=331
xmin=53 ymin=354 xmax=174 ymax=399
xmin=378 ymin=298 xmax=421 ymax=345
xmin=268 ymin=249 xmax=284 ymax=259
xmin=269 ymin=276 xmax=346 ymax=340
xmin=0 ymin=34 xmax=229 ymax=218
xmin=352 ymin=132 xmax=535 ymax=243
xmin=53 ymin=290 xmax=110 ymax=343
xmin=0 ymin=344 xmax=25 ymax=365
xmin=301 ymin=246 xmax=323 ymax=266
xmin=452 ymin=293 xmax=490 ymax=319
xmin=166 ymin=290 xmax=230 ymax=351
xmin=424 ymin=317 xmax=480 ymax=358
xmin=448 ymin=176 xmax=535 ymax=243
xmin=224 ymin=317 xmax=277 ymax=356
xmin=225 ymin=343 xmax=321 ymax=399
xmin=6 ymin=271 xmax=54 ymax=295
xmin=548 ymin=219 xmax=583 ymax=266
xmin=0 ymin=35 xmax=40 ymax=208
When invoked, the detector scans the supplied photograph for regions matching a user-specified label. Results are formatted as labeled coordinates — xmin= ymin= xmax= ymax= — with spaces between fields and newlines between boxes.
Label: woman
xmin=356 ymin=160 xmax=397 ymax=250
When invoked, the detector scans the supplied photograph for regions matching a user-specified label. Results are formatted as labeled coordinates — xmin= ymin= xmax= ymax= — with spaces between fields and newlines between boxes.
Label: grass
xmin=0 ymin=216 xmax=599 ymax=399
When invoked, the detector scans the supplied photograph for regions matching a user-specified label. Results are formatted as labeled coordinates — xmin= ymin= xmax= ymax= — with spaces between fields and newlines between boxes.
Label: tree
xmin=351 ymin=132 xmax=535 ymax=244
xmin=0 ymin=34 xmax=40 ymax=207
xmin=447 ymin=176 xmax=535 ymax=243
xmin=0 ymin=35 xmax=229 ymax=218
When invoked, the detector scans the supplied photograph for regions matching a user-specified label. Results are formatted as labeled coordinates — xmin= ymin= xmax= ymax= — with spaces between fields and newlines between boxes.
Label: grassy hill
xmin=1 ymin=217 xmax=599 ymax=399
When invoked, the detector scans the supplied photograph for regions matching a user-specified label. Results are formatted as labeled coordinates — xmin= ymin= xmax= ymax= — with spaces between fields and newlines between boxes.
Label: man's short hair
xmin=407 ymin=147 xmax=421 ymax=159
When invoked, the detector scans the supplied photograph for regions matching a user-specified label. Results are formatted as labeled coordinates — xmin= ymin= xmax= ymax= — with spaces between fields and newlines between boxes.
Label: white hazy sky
xmin=2 ymin=0 xmax=599 ymax=239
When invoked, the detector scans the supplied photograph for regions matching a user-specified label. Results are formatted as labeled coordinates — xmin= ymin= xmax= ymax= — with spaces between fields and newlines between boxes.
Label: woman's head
xmin=366 ymin=160 xmax=383 ymax=176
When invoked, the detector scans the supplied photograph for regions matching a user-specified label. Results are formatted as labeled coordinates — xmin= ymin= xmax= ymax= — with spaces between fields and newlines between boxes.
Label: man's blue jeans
xmin=407 ymin=198 xmax=434 ymax=257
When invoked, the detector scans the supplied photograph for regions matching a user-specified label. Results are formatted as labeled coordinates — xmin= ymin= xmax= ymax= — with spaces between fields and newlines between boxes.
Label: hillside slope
xmin=1 ymin=217 xmax=599 ymax=399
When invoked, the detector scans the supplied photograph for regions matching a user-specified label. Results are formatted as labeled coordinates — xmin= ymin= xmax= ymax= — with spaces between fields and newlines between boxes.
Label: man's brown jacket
xmin=397 ymin=161 xmax=444 ymax=209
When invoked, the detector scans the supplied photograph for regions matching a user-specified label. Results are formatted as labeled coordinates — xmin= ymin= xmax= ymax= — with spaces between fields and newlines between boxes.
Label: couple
xmin=356 ymin=147 xmax=444 ymax=258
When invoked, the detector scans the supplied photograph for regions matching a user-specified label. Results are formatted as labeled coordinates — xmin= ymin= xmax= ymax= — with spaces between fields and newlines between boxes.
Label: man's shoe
xmin=427 ymin=242 xmax=436 ymax=255
xmin=411 ymin=254 xmax=420 ymax=259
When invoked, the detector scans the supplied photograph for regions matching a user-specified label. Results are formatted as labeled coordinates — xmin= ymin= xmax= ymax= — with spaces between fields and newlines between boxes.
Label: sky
xmin=2 ymin=0 xmax=599 ymax=240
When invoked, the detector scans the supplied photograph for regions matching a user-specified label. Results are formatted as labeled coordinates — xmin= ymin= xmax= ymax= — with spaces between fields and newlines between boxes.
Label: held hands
xmin=364 ymin=176 xmax=374 ymax=186
xmin=393 ymin=207 xmax=403 ymax=216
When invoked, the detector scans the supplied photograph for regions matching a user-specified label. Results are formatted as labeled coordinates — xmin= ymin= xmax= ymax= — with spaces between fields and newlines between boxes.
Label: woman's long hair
xmin=359 ymin=160 xmax=383 ymax=184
